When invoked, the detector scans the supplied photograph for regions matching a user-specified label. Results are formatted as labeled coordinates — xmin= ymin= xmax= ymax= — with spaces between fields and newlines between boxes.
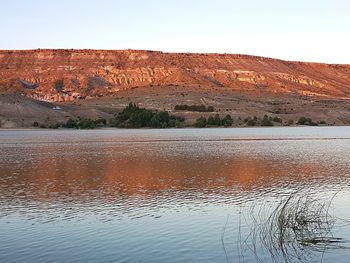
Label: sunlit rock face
xmin=0 ymin=49 xmax=349 ymax=102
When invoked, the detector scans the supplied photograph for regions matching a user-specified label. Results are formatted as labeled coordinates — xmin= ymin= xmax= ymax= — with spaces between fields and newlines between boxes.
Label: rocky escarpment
xmin=0 ymin=49 xmax=350 ymax=102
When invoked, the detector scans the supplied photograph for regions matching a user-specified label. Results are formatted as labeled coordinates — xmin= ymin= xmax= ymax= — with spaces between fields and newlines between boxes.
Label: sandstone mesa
xmin=1 ymin=49 xmax=349 ymax=102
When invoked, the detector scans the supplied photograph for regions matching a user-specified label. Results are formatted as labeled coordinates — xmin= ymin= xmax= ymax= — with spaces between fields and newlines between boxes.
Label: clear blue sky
xmin=1 ymin=0 xmax=349 ymax=63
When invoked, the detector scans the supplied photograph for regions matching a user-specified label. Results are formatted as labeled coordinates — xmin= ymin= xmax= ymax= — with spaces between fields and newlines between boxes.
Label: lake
xmin=1 ymin=127 xmax=350 ymax=263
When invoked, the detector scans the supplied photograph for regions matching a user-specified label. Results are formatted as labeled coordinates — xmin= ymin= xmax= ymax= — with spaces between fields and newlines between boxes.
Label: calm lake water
xmin=1 ymin=127 xmax=350 ymax=263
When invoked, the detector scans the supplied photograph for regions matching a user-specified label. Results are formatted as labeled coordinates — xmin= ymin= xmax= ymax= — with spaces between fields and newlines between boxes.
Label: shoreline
xmin=0 ymin=125 xmax=345 ymax=131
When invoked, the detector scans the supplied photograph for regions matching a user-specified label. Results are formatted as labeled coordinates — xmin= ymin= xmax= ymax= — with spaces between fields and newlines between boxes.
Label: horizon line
xmin=0 ymin=48 xmax=349 ymax=66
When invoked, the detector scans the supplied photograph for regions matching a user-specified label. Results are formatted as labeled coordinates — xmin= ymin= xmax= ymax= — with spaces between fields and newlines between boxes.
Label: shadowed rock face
xmin=0 ymin=49 xmax=350 ymax=102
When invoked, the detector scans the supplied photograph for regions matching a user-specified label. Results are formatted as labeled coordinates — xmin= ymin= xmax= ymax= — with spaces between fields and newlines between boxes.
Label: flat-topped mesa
xmin=0 ymin=49 xmax=349 ymax=102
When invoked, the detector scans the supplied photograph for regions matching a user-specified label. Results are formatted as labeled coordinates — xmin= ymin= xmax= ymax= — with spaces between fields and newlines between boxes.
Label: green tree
xmin=222 ymin=115 xmax=233 ymax=127
xmin=158 ymin=111 xmax=170 ymax=124
xmin=207 ymin=116 xmax=215 ymax=126
xmin=150 ymin=115 xmax=160 ymax=128
xmin=65 ymin=118 xmax=77 ymax=128
xmin=194 ymin=117 xmax=207 ymax=128
xmin=107 ymin=102 xmax=185 ymax=128
xmin=213 ymin=114 xmax=221 ymax=126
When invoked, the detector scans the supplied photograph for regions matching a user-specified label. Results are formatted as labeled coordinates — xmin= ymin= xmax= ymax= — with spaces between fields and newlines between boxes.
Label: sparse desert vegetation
xmin=174 ymin=104 xmax=215 ymax=112
xmin=29 ymin=101 xmax=332 ymax=129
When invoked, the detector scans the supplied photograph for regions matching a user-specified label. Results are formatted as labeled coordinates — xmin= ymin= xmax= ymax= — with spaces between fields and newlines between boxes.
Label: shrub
xmin=48 ymin=123 xmax=62 ymax=129
xmin=246 ymin=118 xmax=257 ymax=126
xmin=298 ymin=116 xmax=308 ymax=125
xmin=158 ymin=111 xmax=170 ymax=124
xmin=35 ymin=103 xmax=186 ymax=129
xmin=65 ymin=118 xmax=78 ymax=128
xmin=272 ymin=116 xmax=283 ymax=123
xmin=78 ymin=119 xmax=96 ymax=129
xmin=222 ymin=115 xmax=233 ymax=127
xmin=194 ymin=117 xmax=207 ymax=128
xmin=198 ymin=114 xmax=233 ymax=127
xmin=298 ymin=117 xmax=318 ymax=126
xmin=174 ymin=104 xmax=215 ymax=112
xmin=261 ymin=115 xmax=274 ymax=126
xmin=108 ymin=118 xmax=120 ymax=127
xmin=95 ymin=118 xmax=107 ymax=126
xmin=175 ymin=119 xmax=185 ymax=128
xmin=207 ymin=115 xmax=221 ymax=126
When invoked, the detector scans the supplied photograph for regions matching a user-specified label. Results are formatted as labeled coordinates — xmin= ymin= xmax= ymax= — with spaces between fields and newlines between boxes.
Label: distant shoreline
xmin=0 ymin=125 xmax=344 ymax=131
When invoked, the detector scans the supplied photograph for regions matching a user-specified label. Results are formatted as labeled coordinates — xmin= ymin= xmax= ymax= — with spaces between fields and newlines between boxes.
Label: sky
xmin=1 ymin=0 xmax=349 ymax=63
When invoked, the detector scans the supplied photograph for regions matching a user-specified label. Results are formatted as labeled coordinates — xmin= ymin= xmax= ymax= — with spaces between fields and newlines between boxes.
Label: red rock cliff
xmin=0 ymin=49 xmax=349 ymax=102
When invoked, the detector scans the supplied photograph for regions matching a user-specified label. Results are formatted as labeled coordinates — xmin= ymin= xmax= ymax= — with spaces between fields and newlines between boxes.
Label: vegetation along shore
xmin=29 ymin=103 xmax=330 ymax=129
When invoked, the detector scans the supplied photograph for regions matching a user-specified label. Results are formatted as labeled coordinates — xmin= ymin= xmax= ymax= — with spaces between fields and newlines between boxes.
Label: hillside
xmin=1 ymin=49 xmax=350 ymax=101
xmin=0 ymin=49 xmax=350 ymax=127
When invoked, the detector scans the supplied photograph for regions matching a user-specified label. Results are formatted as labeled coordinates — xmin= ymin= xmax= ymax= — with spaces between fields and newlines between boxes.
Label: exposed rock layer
xmin=0 ymin=49 xmax=349 ymax=102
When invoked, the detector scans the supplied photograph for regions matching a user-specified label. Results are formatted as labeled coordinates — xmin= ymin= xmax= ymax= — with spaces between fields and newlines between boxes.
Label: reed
xmin=238 ymin=192 xmax=348 ymax=263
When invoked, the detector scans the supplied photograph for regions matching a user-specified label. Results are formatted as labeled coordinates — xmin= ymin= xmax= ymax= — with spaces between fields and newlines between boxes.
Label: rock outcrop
xmin=0 ymin=49 xmax=349 ymax=102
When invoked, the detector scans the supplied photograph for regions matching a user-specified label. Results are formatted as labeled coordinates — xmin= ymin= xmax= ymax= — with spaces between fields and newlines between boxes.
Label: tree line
xmin=32 ymin=103 xmax=328 ymax=129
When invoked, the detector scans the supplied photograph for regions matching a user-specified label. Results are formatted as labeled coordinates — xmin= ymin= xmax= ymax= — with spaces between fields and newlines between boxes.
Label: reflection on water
xmin=0 ymin=127 xmax=350 ymax=263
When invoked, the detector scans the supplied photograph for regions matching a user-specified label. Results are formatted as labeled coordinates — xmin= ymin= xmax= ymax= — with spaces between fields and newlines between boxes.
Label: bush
xmin=158 ymin=111 xmax=170 ymax=124
xmin=175 ymin=119 xmax=185 ymax=128
xmin=298 ymin=117 xmax=318 ymax=126
xmin=174 ymin=104 xmax=215 ymax=112
xmin=261 ymin=115 xmax=274 ymax=126
xmin=298 ymin=116 xmax=308 ymax=125
xmin=194 ymin=117 xmax=207 ymax=128
xmin=48 ymin=123 xmax=62 ymax=129
xmin=207 ymin=114 xmax=221 ymax=126
xmin=195 ymin=114 xmax=234 ymax=128
xmin=78 ymin=119 xmax=96 ymax=129
xmin=95 ymin=118 xmax=107 ymax=126
xmin=246 ymin=118 xmax=257 ymax=126
xmin=33 ymin=121 xmax=39 ymax=127
xmin=222 ymin=115 xmax=233 ymax=127
xmin=109 ymin=118 xmax=120 ymax=127
xmin=272 ymin=116 xmax=282 ymax=123
xmin=65 ymin=118 xmax=78 ymax=128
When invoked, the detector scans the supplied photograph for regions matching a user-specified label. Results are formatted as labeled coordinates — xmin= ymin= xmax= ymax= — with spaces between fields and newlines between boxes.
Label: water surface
xmin=1 ymin=127 xmax=350 ymax=262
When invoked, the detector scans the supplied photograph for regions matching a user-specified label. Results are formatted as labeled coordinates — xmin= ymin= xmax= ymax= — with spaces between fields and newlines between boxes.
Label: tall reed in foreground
xmin=237 ymin=191 xmax=349 ymax=263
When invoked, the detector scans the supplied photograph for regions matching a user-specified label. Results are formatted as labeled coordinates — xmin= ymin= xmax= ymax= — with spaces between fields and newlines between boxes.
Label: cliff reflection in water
xmin=1 ymin=129 xmax=350 ymax=263
xmin=1 ymin=135 xmax=350 ymax=222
